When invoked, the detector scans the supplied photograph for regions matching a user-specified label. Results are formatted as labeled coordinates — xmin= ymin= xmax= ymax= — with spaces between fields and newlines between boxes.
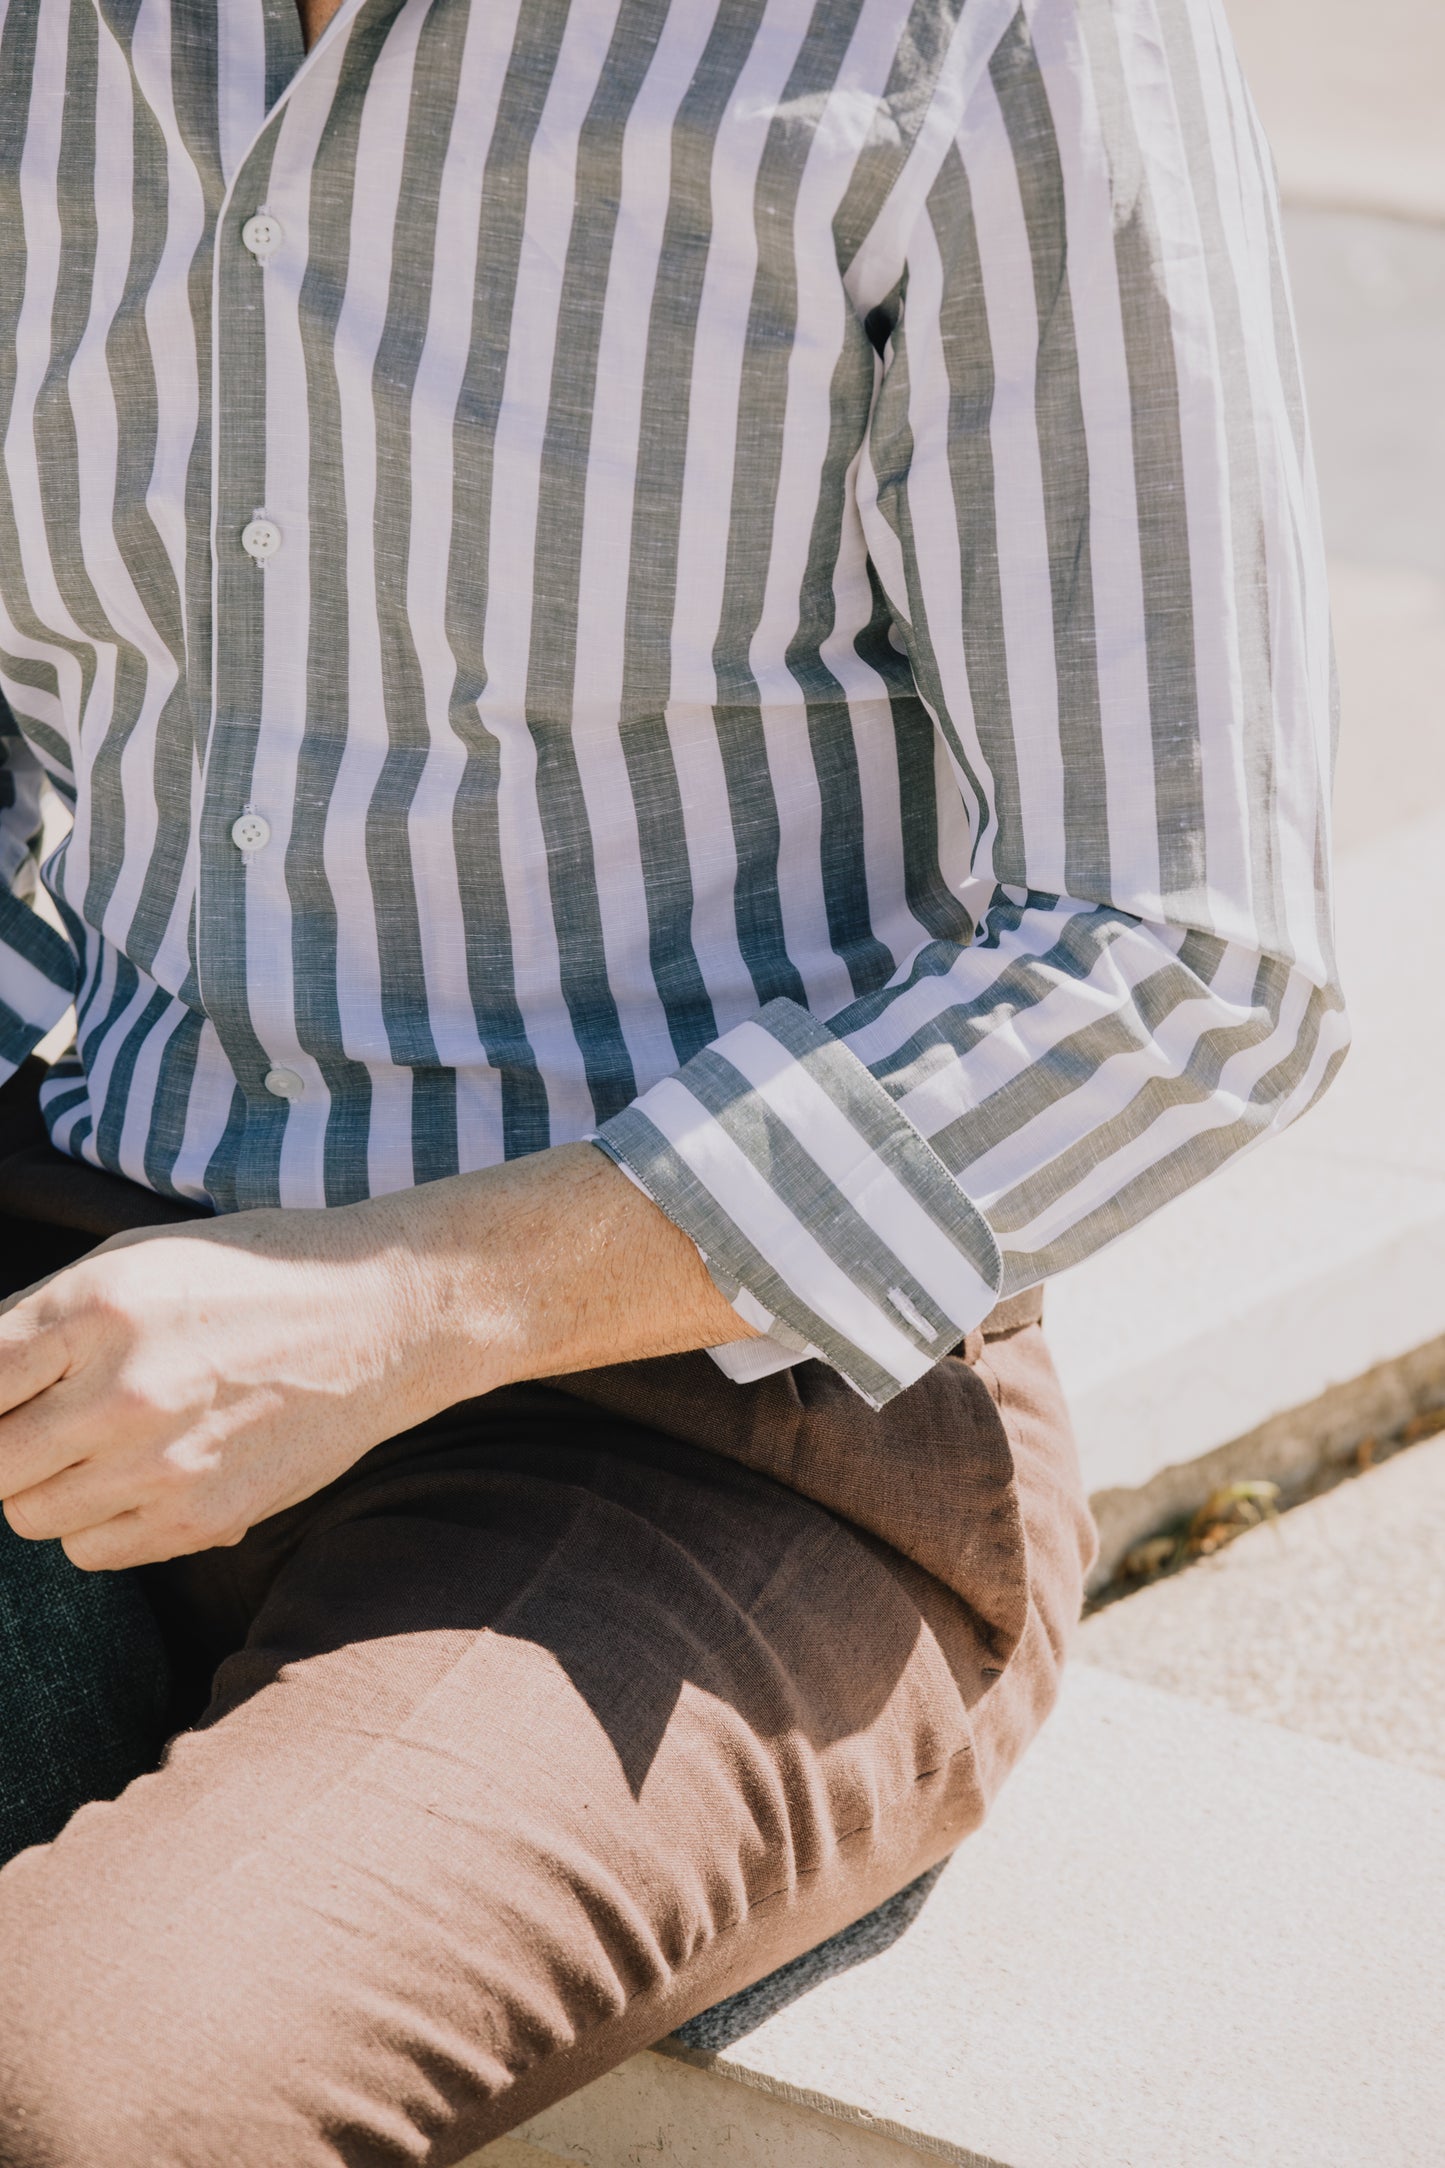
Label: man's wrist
xmin=358 ymin=1175 xmax=518 ymax=1415
xmin=371 ymin=1142 xmax=754 ymax=1410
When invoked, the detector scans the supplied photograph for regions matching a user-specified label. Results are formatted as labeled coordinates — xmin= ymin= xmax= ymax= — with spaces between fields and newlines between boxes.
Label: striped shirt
xmin=0 ymin=0 xmax=1344 ymax=1406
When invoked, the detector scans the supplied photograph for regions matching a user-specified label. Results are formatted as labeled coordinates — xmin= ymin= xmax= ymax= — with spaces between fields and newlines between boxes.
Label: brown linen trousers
xmin=0 ymin=1080 xmax=1095 ymax=2167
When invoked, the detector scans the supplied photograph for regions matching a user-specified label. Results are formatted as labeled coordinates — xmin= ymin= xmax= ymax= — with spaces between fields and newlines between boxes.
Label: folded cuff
xmin=595 ymin=998 xmax=1002 ymax=1407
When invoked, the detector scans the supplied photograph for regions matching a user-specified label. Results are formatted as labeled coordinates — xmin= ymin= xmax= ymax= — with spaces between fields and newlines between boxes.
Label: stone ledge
xmin=477 ymin=1667 xmax=1445 ymax=2167
xmin=1088 ymin=1328 xmax=1445 ymax=1590
xmin=480 ymin=2053 xmax=951 ymax=2168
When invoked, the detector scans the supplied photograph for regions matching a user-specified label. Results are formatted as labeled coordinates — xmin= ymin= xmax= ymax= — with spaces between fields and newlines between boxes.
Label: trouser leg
xmin=0 ymin=1210 xmax=174 ymax=1862
xmin=0 ymin=1336 xmax=1091 ymax=2168
xmin=0 ymin=1511 xmax=171 ymax=1861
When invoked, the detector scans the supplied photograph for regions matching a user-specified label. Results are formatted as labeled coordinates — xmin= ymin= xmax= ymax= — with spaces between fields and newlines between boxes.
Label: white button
xmin=263 ymin=1066 xmax=305 ymax=1101
xmin=241 ymin=516 xmax=282 ymax=563
xmin=241 ymin=211 xmax=283 ymax=261
xmin=230 ymin=811 xmax=272 ymax=854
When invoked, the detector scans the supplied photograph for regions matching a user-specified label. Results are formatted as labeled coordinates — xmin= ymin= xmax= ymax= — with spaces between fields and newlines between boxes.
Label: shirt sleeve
xmin=596 ymin=0 xmax=1346 ymax=1408
xmin=0 ymin=705 xmax=77 ymax=1083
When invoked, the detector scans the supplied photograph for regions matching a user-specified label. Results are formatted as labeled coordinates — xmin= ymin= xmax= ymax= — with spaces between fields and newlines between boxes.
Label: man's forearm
xmin=0 ymin=1143 xmax=755 ymax=1573
xmin=386 ymin=1142 xmax=757 ymax=1405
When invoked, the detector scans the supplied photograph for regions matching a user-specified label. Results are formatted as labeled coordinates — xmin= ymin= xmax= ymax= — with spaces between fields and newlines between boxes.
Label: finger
xmin=0 ymin=1372 xmax=100 ymax=1499
xmin=61 ymin=1509 xmax=149 ymax=1573
xmin=62 ymin=1504 xmax=239 ymax=1574
xmin=0 ymin=1284 xmax=75 ymax=1417
xmin=3 ymin=1447 xmax=146 ymax=1543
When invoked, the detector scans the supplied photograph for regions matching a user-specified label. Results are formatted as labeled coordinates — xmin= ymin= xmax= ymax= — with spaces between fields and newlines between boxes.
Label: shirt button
xmin=230 ymin=811 xmax=272 ymax=854
xmin=263 ymin=1067 xmax=305 ymax=1101
xmin=241 ymin=211 xmax=283 ymax=261
xmin=241 ymin=515 xmax=282 ymax=563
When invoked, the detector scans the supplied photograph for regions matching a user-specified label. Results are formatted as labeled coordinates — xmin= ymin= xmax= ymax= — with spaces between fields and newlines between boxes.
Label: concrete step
xmin=473 ymin=1665 xmax=1445 ymax=2167
xmin=1046 ymin=800 xmax=1445 ymax=1588
xmin=1079 ymin=1431 xmax=1445 ymax=1780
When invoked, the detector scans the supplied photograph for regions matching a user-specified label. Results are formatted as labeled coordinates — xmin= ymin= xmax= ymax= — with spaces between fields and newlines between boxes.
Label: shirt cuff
xmin=0 ymin=888 xmax=78 ymax=1085
xmin=706 ymin=1331 xmax=805 ymax=1386
xmin=594 ymin=997 xmax=1002 ymax=1408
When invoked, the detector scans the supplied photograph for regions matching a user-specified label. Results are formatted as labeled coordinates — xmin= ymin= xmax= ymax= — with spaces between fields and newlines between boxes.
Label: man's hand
xmin=0 ymin=1144 xmax=752 ymax=1571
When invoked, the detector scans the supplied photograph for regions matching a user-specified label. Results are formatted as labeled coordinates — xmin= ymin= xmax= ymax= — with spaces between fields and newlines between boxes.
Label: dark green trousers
xmin=0 ymin=1503 xmax=170 ymax=1861
xmin=0 ymin=1057 xmax=175 ymax=1862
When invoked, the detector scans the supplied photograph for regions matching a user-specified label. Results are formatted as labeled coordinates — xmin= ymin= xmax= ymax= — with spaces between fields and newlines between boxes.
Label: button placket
xmin=203 ymin=124 xmax=303 ymax=1133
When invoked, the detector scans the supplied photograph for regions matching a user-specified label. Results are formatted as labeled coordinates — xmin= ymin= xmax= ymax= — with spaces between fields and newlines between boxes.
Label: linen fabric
xmin=0 ymin=0 xmax=1342 ymax=1405
xmin=0 ymin=1510 xmax=171 ymax=1861
xmin=0 ymin=1086 xmax=178 ymax=1861
xmin=0 ymin=1310 xmax=1093 ymax=2166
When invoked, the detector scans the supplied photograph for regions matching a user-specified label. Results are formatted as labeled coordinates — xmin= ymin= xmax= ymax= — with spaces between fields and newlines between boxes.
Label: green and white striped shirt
xmin=0 ymin=0 xmax=1344 ymax=1404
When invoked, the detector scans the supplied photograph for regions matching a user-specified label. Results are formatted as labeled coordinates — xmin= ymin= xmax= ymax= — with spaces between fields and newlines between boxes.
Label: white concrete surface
xmin=488 ymin=1666 xmax=1445 ymax=2168
xmin=1221 ymin=0 xmax=1445 ymax=224
xmin=1080 ymin=1432 xmax=1445 ymax=1780
xmin=1330 ymin=561 xmax=1445 ymax=850
xmin=1048 ymin=801 xmax=1445 ymax=1498
xmin=1283 ymin=213 xmax=1445 ymax=583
